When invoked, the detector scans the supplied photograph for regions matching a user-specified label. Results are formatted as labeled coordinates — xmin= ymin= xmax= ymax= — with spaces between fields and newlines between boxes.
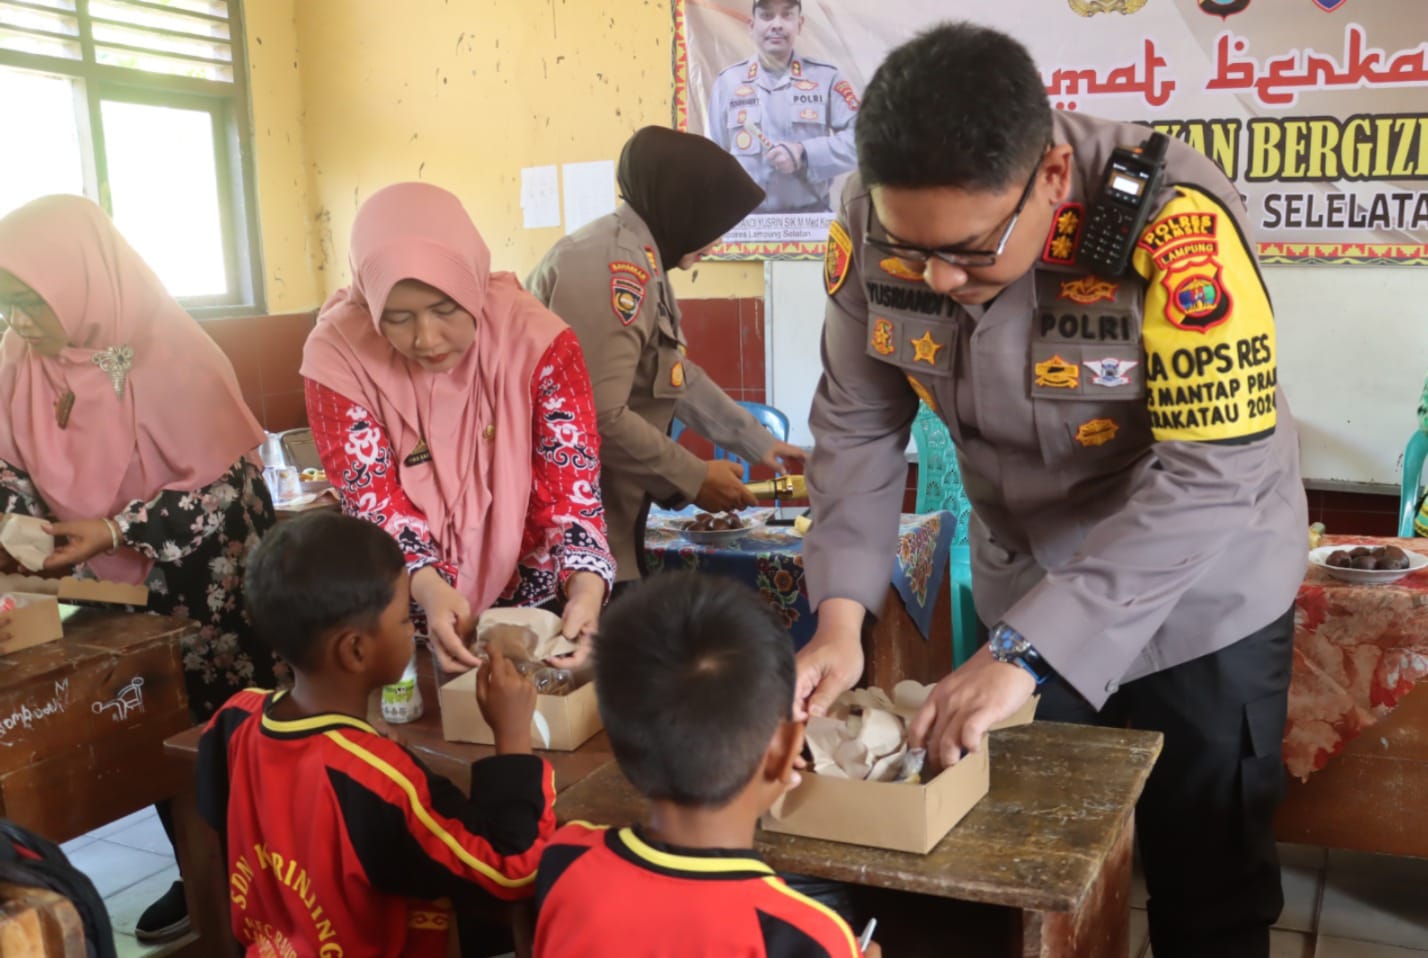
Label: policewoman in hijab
xmin=527 ymin=126 xmax=806 ymax=587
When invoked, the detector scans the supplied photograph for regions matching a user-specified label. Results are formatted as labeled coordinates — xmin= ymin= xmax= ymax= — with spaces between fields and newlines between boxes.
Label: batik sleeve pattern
xmin=0 ymin=458 xmax=49 ymax=519
xmin=506 ymin=330 xmax=615 ymax=606
xmin=304 ymin=377 xmax=456 ymax=583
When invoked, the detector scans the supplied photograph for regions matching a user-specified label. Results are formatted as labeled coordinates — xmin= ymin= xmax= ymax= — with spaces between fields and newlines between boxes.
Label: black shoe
xmin=135 ymin=880 xmax=190 ymax=944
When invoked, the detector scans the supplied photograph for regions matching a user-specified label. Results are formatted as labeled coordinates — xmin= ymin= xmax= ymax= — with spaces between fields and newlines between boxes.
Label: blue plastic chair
xmin=672 ymin=402 xmax=791 ymax=481
xmin=1398 ymin=429 xmax=1428 ymax=537
xmin=910 ymin=402 xmax=978 ymax=667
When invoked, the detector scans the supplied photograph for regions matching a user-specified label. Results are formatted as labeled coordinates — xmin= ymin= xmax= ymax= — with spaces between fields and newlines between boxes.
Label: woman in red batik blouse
xmin=301 ymin=182 xmax=614 ymax=673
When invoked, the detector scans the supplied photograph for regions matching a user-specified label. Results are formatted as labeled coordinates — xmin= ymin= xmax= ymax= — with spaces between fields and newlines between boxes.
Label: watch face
xmin=990 ymin=625 xmax=1020 ymax=658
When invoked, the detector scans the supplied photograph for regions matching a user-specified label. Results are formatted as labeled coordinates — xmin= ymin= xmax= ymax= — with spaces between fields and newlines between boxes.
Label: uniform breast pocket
xmin=1033 ymin=395 xmax=1149 ymax=466
xmin=791 ymin=100 xmax=828 ymax=134
xmin=726 ymin=104 xmax=762 ymax=156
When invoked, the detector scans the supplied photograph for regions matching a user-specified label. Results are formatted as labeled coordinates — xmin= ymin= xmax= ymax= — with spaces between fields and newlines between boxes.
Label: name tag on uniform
xmin=861 ymin=244 xmax=957 ymax=376
xmin=404 ymin=438 xmax=432 ymax=467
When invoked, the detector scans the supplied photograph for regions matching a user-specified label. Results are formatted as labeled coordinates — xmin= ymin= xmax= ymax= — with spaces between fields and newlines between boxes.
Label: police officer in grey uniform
xmin=796 ymin=25 xmax=1306 ymax=958
xmin=706 ymin=0 xmax=859 ymax=214
xmin=528 ymin=128 xmax=806 ymax=587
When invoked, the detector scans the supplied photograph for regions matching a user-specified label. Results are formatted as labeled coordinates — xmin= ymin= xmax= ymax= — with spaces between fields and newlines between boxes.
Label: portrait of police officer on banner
xmin=706 ymin=0 xmax=859 ymax=214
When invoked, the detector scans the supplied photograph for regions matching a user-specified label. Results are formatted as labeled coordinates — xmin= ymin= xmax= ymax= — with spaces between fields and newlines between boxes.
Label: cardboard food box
xmin=438 ymin=669 xmax=602 ymax=751
xmin=762 ymin=695 xmax=1039 ymax=855
xmin=0 ymin=575 xmax=149 ymax=656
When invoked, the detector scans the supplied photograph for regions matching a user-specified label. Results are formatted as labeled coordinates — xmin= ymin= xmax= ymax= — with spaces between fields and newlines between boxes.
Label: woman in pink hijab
xmin=0 ymin=194 xmax=279 ymax=941
xmin=301 ymin=183 xmax=614 ymax=673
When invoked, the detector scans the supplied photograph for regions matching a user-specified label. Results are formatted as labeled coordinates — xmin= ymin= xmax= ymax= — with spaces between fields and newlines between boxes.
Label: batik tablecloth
xmin=643 ymin=509 xmax=955 ymax=649
xmin=1286 ymin=535 xmax=1428 ymax=780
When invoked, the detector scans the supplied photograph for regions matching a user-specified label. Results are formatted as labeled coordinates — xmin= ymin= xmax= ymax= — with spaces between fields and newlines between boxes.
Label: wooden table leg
xmin=1020 ymin=812 xmax=1135 ymax=958
xmin=161 ymin=784 xmax=238 ymax=958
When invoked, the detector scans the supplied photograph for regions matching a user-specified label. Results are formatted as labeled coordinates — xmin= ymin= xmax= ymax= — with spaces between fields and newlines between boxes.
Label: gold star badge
xmin=909 ymin=330 xmax=945 ymax=365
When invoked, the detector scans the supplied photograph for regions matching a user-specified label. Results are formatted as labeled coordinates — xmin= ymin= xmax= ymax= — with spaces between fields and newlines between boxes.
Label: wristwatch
xmin=988 ymin=623 xmax=1054 ymax=685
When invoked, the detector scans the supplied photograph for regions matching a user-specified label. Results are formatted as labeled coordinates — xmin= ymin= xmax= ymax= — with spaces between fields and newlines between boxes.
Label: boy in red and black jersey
xmin=196 ymin=511 xmax=554 ymax=958
xmin=533 ymin=572 xmax=877 ymax=957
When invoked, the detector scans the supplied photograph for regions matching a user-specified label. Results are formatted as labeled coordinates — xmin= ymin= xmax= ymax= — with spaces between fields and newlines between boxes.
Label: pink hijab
xmin=300 ymin=183 xmax=566 ymax=613
xmin=0 ymin=195 xmax=264 ymax=584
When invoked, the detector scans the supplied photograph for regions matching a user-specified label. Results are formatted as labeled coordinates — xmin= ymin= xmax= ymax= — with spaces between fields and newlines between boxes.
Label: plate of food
xmin=678 ymin=511 xmax=757 ymax=546
xmin=1309 ymin=544 xmax=1428 ymax=585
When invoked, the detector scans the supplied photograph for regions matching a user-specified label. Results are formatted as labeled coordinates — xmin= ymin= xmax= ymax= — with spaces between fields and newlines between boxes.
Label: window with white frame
xmin=0 ymin=0 xmax=261 ymax=311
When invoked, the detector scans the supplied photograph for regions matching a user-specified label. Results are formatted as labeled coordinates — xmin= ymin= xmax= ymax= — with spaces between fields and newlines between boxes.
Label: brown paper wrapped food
xmin=470 ymin=607 xmax=578 ymax=661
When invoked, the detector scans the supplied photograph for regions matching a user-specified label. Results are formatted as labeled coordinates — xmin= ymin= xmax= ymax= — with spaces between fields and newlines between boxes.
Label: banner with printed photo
xmin=673 ymin=0 xmax=1428 ymax=264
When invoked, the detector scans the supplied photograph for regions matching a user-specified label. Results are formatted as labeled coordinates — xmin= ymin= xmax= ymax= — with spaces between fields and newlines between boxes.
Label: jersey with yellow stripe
xmin=1131 ymin=185 xmax=1278 ymax=445
xmin=533 ymin=823 xmax=860 ymax=957
xmin=196 ymin=689 xmax=556 ymax=958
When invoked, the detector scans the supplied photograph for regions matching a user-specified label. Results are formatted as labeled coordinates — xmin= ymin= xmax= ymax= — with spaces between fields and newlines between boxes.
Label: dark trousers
xmin=992 ymin=607 xmax=1294 ymax=958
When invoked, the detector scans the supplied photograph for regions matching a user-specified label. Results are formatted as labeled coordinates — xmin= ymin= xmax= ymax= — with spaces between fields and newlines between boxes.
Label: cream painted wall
xmin=242 ymin=0 xmax=761 ymax=310
xmin=243 ymin=0 xmax=322 ymax=312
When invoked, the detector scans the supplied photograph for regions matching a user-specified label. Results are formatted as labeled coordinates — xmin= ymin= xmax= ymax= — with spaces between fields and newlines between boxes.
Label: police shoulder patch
xmin=824 ymin=221 xmax=853 ymax=296
xmin=833 ymin=80 xmax=860 ymax=111
xmin=609 ymin=261 xmax=650 ymax=326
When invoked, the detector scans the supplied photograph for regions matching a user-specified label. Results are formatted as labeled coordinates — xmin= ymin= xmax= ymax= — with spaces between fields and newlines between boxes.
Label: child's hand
xmin=862 ymin=940 xmax=882 ymax=957
xmin=476 ymin=646 xmax=536 ymax=755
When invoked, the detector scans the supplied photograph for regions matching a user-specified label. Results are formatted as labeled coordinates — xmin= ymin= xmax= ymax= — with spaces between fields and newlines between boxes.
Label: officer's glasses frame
xmin=864 ymin=156 xmax=1044 ymax=271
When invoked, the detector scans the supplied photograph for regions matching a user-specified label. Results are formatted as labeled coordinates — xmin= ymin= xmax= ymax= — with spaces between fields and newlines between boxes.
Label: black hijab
xmin=616 ymin=127 xmax=766 ymax=268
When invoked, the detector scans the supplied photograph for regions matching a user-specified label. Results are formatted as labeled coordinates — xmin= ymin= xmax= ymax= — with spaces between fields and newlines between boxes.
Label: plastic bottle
xmin=381 ymin=654 xmax=424 ymax=723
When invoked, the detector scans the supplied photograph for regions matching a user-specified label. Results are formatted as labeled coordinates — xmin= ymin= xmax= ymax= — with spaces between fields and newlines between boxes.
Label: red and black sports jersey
xmin=533 ymin=823 xmax=860 ymax=957
xmin=196 ymin=689 xmax=556 ymax=958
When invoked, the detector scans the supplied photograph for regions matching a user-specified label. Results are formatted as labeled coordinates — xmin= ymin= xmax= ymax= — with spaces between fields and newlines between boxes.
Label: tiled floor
xmin=61 ymin=807 xmax=176 ymax=958
xmin=60 ymin=808 xmax=1428 ymax=956
xmin=1132 ymin=843 xmax=1428 ymax=957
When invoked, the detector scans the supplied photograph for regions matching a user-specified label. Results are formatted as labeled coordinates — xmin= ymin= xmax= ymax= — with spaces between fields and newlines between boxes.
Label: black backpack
xmin=0 ymin=820 xmax=117 ymax=958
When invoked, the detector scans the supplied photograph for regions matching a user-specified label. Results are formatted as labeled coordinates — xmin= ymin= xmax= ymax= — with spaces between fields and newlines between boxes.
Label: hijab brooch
xmin=92 ymin=345 xmax=135 ymax=399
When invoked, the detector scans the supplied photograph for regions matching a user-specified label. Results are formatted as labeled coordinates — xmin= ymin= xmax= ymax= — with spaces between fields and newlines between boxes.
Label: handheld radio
xmin=1075 ymin=132 xmax=1171 ymax=277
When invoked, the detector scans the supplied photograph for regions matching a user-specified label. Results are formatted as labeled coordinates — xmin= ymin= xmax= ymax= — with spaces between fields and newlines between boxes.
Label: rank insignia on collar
xmin=1042 ymin=202 xmax=1085 ymax=266
xmin=1034 ymin=354 xmax=1080 ymax=389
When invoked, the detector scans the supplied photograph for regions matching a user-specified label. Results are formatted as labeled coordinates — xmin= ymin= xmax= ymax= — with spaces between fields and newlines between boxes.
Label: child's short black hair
xmin=857 ymin=22 xmax=1052 ymax=193
xmin=596 ymin=571 xmax=795 ymax=808
xmin=245 ymin=512 xmax=406 ymax=670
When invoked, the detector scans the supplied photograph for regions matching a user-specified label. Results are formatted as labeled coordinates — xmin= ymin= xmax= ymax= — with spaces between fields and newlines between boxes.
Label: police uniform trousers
xmin=983 ymin=606 xmax=1294 ymax=958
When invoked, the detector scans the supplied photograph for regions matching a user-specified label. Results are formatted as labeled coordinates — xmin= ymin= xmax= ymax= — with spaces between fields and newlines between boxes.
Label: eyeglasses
xmin=864 ymin=155 xmax=1045 ymax=271
xmin=0 ymin=298 xmax=47 ymax=336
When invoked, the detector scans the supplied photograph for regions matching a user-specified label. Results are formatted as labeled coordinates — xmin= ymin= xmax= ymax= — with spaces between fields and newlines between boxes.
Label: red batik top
xmin=304 ymin=329 xmax=616 ymax=607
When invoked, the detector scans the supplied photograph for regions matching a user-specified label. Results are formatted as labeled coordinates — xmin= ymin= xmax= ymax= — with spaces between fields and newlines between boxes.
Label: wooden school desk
xmin=556 ymin=722 xmax=1162 ymax=958
xmin=0 ymin=609 xmax=198 ymax=957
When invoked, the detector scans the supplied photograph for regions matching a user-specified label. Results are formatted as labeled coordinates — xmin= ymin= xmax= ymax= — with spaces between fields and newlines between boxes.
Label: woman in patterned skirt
xmin=0 ymin=194 xmax=277 ymax=942
xmin=301 ymin=183 xmax=615 ymax=673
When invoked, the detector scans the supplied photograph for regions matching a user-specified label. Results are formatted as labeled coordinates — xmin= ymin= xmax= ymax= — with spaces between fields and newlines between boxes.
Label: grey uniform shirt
xmin=804 ymin=110 xmax=1307 ymax=708
xmin=526 ymin=205 xmax=774 ymax=581
xmin=707 ymin=53 xmax=859 ymax=213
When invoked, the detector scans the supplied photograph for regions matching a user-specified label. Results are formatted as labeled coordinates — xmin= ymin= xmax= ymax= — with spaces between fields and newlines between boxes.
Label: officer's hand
xmin=694 ymin=460 xmax=757 ymax=513
xmin=907 ymin=645 xmax=1036 ymax=769
xmin=758 ymin=441 xmax=807 ymax=475
xmin=794 ymin=598 xmax=865 ymax=719
xmin=767 ymin=142 xmax=805 ymax=174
